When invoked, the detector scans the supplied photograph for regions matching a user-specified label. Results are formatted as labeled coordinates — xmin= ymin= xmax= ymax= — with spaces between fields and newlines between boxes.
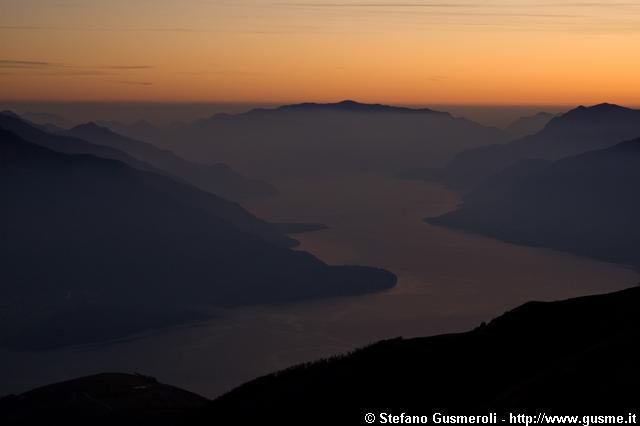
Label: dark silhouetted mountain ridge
xmin=428 ymin=137 xmax=640 ymax=265
xmin=504 ymin=111 xmax=557 ymax=137
xmin=0 ymin=111 xmax=165 ymax=176
xmin=129 ymin=101 xmax=507 ymax=178
xmin=273 ymin=100 xmax=450 ymax=115
xmin=441 ymin=103 xmax=640 ymax=189
xmin=207 ymin=286 xmax=640 ymax=423
xmin=64 ymin=122 xmax=278 ymax=201
xmin=0 ymin=373 xmax=208 ymax=425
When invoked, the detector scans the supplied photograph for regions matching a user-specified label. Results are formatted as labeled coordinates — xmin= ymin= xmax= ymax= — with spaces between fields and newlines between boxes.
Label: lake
xmin=0 ymin=174 xmax=636 ymax=397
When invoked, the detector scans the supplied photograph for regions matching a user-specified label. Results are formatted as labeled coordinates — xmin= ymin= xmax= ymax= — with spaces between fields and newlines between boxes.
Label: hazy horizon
xmin=0 ymin=100 xmax=606 ymax=127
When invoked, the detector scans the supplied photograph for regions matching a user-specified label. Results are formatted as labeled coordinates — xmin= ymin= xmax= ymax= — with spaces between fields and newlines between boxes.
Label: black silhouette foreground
xmin=2 ymin=286 xmax=638 ymax=424
xmin=0 ymin=373 xmax=208 ymax=425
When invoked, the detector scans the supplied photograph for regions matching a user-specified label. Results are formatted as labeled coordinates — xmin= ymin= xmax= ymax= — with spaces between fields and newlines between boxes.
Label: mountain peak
xmin=336 ymin=99 xmax=360 ymax=106
xmin=552 ymin=103 xmax=638 ymax=125
xmin=74 ymin=121 xmax=107 ymax=130
xmin=70 ymin=121 xmax=118 ymax=136
xmin=591 ymin=102 xmax=628 ymax=111
xmin=0 ymin=110 xmax=22 ymax=120
xmin=566 ymin=102 xmax=633 ymax=115
xmin=275 ymin=100 xmax=448 ymax=115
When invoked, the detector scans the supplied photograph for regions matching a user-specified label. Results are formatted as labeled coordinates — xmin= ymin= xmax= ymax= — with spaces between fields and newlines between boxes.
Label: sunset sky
xmin=1 ymin=0 xmax=640 ymax=105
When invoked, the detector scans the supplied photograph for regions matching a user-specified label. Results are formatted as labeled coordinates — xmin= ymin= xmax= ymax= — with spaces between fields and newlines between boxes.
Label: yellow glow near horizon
xmin=1 ymin=0 xmax=640 ymax=105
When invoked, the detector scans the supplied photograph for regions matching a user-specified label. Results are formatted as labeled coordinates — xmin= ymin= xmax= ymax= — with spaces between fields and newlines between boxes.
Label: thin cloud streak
xmin=0 ymin=60 xmax=155 ymax=81
xmin=0 ymin=60 xmax=66 ymax=69
xmin=104 ymin=65 xmax=154 ymax=70
xmin=0 ymin=60 xmax=153 ymax=72
xmin=0 ymin=25 xmax=212 ymax=33
xmin=119 ymin=81 xmax=154 ymax=86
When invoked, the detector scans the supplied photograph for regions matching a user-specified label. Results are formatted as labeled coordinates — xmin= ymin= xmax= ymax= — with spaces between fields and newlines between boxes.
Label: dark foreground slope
xmin=2 ymin=286 xmax=638 ymax=424
xmin=442 ymin=103 xmax=640 ymax=189
xmin=209 ymin=286 xmax=640 ymax=423
xmin=0 ymin=374 xmax=208 ymax=426
xmin=64 ymin=122 xmax=277 ymax=201
xmin=428 ymin=137 xmax=640 ymax=265
xmin=0 ymin=129 xmax=396 ymax=349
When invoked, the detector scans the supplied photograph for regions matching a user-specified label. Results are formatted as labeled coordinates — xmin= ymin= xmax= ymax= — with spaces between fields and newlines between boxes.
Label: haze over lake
xmin=1 ymin=173 xmax=635 ymax=398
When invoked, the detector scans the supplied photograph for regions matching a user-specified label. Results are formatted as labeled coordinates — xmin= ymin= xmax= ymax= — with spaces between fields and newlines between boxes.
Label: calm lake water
xmin=0 ymin=174 xmax=636 ymax=397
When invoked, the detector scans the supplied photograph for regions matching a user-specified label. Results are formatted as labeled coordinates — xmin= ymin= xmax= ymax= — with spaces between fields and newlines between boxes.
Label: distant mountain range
xmin=21 ymin=111 xmax=72 ymax=128
xmin=428 ymin=136 xmax=640 ymax=266
xmin=441 ymin=103 xmax=640 ymax=189
xmin=274 ymin=99 xmax=451 ymax=115
xmin=100 ymin=100 xmax=508 ymax=179
xmin=0 ymin=111 xmax=164 ymax=176
xmin=0 ymin=128 xmax=396 ymax=349
xmin=63 ymin=122 xmax=277 ymax=201
xmin=0 ymin=112 xmax=277 ymax=202
xmin=3 ymin=286 xmax=638 ymax=424
xmin=96 ymin=119 xmax=160 ymax=143
xmin=0 ymin=112 xmax=289 ymax=246
xmin=504 ymin=111 xmax=557 ymax=138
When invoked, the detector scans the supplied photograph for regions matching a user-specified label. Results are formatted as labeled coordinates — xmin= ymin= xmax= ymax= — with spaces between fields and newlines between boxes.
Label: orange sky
xmin=1 ymin=0 xmax=640 ymax=105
